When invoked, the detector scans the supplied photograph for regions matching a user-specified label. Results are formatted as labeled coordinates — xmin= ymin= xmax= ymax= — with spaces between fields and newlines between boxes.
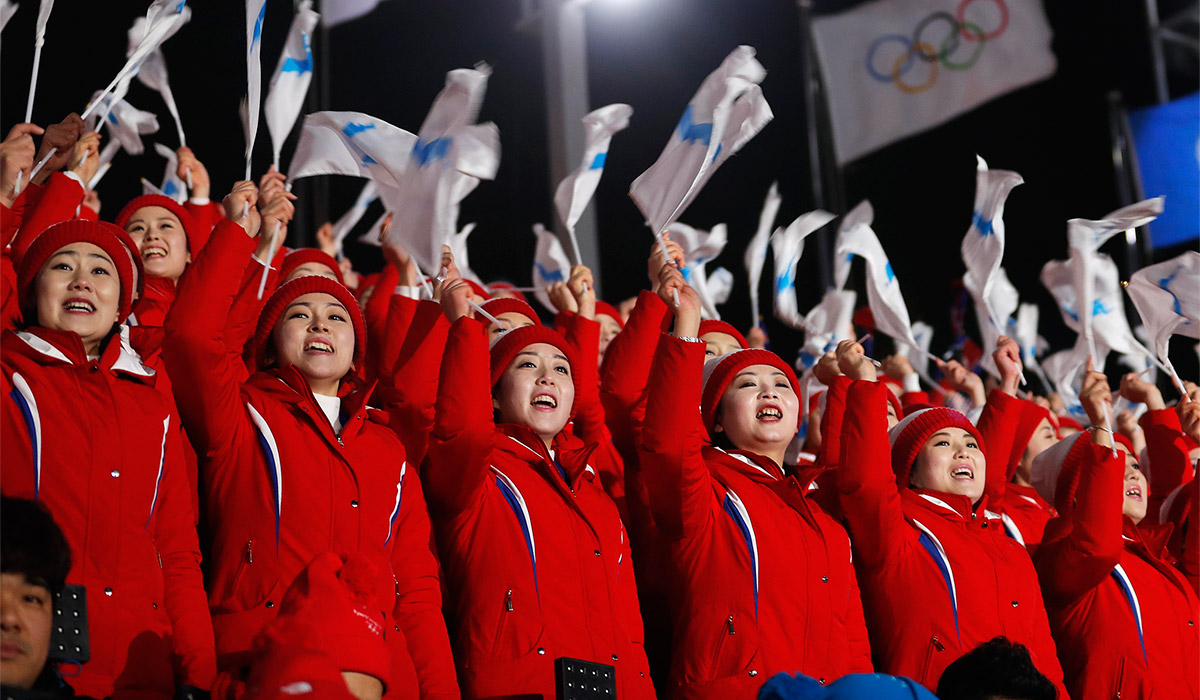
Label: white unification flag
xmin=708 ymin=267 xmax=734 ymax=306
xmin=265 ymin=0 xmax=319 ymax=168
xmin=1014 ymin=302 xmax=1043 ymax=367
xmin=771 ymin=210 xmax=836 ymax=330
xmin=322 ymin=0 xmax=380 ymax=26
xmin=812 ymin=0 xmax=1056 ymax=164
xmin=141 ymin=177 xmax=166 ymax=197
xmin=966 ymin=265 xmax=1019 ymax=376
xmin=450 ymin=222 xmax=483 ymax=286
xmin=152 ymin=143 xmax=186 ymax=203
xmin=98 ymin=94 xmax=159 ymax=156
xmin=1 ymin=1 xmax=18 ymax=33
xmin=288 ymin=111 xmax=416 ymax=187
xmin=796 ymin=288 xmax=857 ymax=369
xmin=356 ymin=209 xmax=389 ymax=247
xmin=836 ymin=218 xmax=919 ymax=349
xmin=531 ymin=223 xmax=571 ymax=312
xmin=1066 ymin=197 xmax=1164 ymax=357
xmin=1042 ymin=336 xmax=1095 ymax=422
xmin=554 ymin=103 xmax=632 ymax=249
xmin=99 ymin=0 xmax=189 ymax=116
xmin=88 ymin=140 xmax=121 ymax=189
xmin=744 ymin=181 xmax=781 ymax=325
xmin=1125 ymin=250 xmax=1200 ymax=363
xmin=1042 ymin=253 xmax=1144 ymax=357
xmin=833 ymin=199 xmax=874 ymax=291
xmin=126 ymin=7 xmax=190 ymax=146
xmin=630 ymin=46 xmax=772 ymax=236
xmin=331 ymin=180 xmax=377 ymax=255
xmin=245 ymin=0 xmax=267 ymax=178
xmin=961 ymin=155 xmax=1022 ymax=326
xmin=905 ymin=321 xmax=935 ymax=378
xmin=384 ymin=65 xmax=501 ymax=275
xmin=668 ymin=221 xmax=729 ymax=320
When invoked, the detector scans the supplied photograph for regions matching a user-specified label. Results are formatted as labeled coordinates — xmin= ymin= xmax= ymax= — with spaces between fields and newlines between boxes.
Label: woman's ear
xmin=713 ymin=421 xmax=724 ymax=434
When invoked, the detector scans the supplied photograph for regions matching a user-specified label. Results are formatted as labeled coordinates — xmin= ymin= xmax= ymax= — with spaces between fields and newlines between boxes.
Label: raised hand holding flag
xmin=265 ymin=0 xmax=319 ymax=169
xmin=668 ymin=222 xmax=729 ymax=320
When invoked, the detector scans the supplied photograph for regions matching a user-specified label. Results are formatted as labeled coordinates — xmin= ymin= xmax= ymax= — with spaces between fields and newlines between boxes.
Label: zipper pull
xmin=157 ymin=550 xmax=163 ymax=568
xmin=246 ymin=540 xmax=254 ymax=563
xmin=726 ymin=615 xmax=736 ymax=635
xmin=337 ymin=435 xmax=344 ymax=447
xmin=505 ymin=589 xmax=514 ymax=612
xmin=932 ymin=635 xmax=944 ymax=651
xmin=394 ymin=574 xmax=400 ymax=597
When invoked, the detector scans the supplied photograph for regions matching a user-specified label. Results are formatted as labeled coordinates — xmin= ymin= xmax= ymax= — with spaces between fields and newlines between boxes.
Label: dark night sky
xmin=2 ymin=0 xmax=1197 ymax=381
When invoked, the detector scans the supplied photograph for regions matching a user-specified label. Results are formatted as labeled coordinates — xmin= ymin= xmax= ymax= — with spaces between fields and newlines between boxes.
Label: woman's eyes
xmin=554 ymin=365 xmax=569 ymax=375
xmin=23 ymin=593 xmax=45 ymax=606
xmin=288 ymin=312 xmax=309 ymax=320
xmin=739 ymin=381 xmax=757 ymax=389
xmin=52 ymin=262 xmax=72 ymax=271
xmin=328 ymin=313 xmax=346 ymax=323
xmin=967 ymin=442 xmax=979 ymax=450
xmin=935 ymin=440 xmax=950 ymax=447
xmin=91 ymin=267 xmax=110 ymax=275
xmin=519 ymin=361 xmax=537 ymax=369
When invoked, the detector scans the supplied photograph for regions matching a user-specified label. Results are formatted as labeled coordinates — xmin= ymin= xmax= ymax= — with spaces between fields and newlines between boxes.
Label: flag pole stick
xmin=24 ymin=40 xmax=44 ymax=124
xmin=469 ymin=300 xmax=506 ymax=329
xmin=654 ymin=230 xmax=680 ymax=308
xmin=564 ymin=225 xmax=589 ymax=295
xmin=256 ymin=220 xmax=282 ymax=300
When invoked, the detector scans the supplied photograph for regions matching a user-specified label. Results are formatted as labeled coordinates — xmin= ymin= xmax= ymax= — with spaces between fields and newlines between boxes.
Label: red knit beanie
xmin=488 ymin=325 xmax=578 ymax=392
xmin=260 ymin=552 xmax=391 ymax=689
xmin=111 ymin=226 xmax=147 ymax=300
xmin=114 ymin=194 xmax=201 ymax=253
xmin=479 ymin=297 xmax=542 ymax=327
xmin=698 ymin=319 xmax=748 ymax=349
xmin=17 ymin=220 xmax=136 ymax=324
xmin=252 ymin=276 xmax=366 ymax=373
xmin=1055 ymin=415 xmax=1084 ymax=433
xmin=279 ymin=248 xmax=345 ymax=286
xmin=887 ymin=407 xmax=985 ymax=489
xmin=1029 ymin=432 xmax=1090 ymax=511
xmin=595 ymin=301 xmax=625 ymax=329
xmin=700 ymin=348 xmax=800 ymax=435
xmin=463 ymin=278 xmax=490 ymax=300
xmin=1006 ymin=401 xmax=1056 ymax=481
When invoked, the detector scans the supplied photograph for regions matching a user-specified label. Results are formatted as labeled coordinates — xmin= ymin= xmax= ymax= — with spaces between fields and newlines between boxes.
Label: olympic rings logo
xmin=864 ymin=0 xmax=1009 ymax=94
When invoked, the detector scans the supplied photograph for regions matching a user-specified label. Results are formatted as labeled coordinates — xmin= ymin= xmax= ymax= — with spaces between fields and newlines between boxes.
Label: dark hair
xmin=1 ymin=497 xmax=72 ymax=593
xmin=936 ymin=636 xmax=1057 ymax=700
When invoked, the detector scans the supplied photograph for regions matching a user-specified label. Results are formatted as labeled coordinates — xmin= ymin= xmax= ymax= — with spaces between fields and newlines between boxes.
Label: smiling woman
xmin=115 ymin=194 xmax=200 ymax=285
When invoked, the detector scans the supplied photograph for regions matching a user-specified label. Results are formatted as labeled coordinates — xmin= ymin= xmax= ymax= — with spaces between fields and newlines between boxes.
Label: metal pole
xmin=538 ymin=0 xmax=601 ymax=293
xmin=798 ymin=0 xmax=838 ymax=290
xmin=1143 ymin=0 xmax=1170 ymax=104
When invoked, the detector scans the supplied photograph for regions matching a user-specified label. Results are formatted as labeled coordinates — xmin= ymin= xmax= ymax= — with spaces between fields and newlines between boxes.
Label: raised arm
xmin=1125 ymin=374 xmax=1193 ymax=524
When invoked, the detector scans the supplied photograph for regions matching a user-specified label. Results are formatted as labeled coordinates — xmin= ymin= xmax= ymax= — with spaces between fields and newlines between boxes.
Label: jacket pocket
xmin=483 ymin=588 xmax=543 ymax=661
xmin=1114 ymin=657 xmax=1125 ymax=699
xmin=919 ymin=633 xmax=946 ymax=686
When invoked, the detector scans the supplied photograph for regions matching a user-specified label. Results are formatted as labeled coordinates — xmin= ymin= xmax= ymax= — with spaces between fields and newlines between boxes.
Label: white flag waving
xmin=1042 ymin=253 xmax=1144 ymax=357
xmin=630 ymin=46 xmax=772 ymax=236
xmin=1 ymin=1 xmax=19 ymax=33
xmin=153 ymin=143 xmax=187 ymax=203
xmin=744 ymin=181 xmax=781 ymax=325
xmin=126 ymin=8 xmax=190 ymax=146
xmin=1125 ymin=251 xmax=1200 ymax=362
xmin=833 ymin=199 xmax=874 ymax=291
xmin=961 ymin=155 xmax=1023 ymax=327
xmin=812 ymin=0 xmax=1056 ymax=164
xmin=384 ymin=65 xmax=501 ymax=275
xmin=450 ymin=222 xmax=483 ymax=286
xmin=331 ymin=180 xmax=378 ymax=255
xmin=288 ymin=111 xmax=416 ymax=187
xmin=265 ymin=0 xmax=319 ymax=168
xmin=97 ymin=95 xmax=159 ymax=155
xmin=797 ymin=288 xmax=857 ymax=369
xmin=668 ymin=222 xmax=729 ymax=320
xmin=1066 ymin=197 xmax=1164 ymax=358
xmin=771 ymin=210 xmax=837 ymax=330
xmin=554 ymin=103 xmax=632 ymax=246
xmin=244 ymin=0 xmax=267 ymax=178
xmin=532 ymin=223 xmax=572 ymax=312
xmin=836 ymin=219 xmax=919 ymax=349
xmin=905 ymin=321 xmax=935 ymax=379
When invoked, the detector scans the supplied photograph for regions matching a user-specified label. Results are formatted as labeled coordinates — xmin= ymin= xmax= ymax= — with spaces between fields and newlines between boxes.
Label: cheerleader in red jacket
xmin=161 ymin=182 xmax=458 ymax=699
xmin=115 ymin=193 xmax=201 ymax=327
xmin=1 ymin=219 xmax=215 ymax=699
xmin=637 ymin=266 xmax=871 ymax=699
xmin=425 ymin=250 xmax=655 ymax=699
xmin=835 ymin=338 xmax=1068 ymax=696
xmin=1033 ymin=365 xmax=1199 ymax=700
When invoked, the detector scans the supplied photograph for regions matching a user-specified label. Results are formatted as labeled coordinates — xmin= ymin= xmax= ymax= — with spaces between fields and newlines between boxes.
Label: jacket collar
xmin=908 ymin=489 xmax=996 ymax=522
xmin=707 ymin=446 xmax=786 ymax=482
xmin=1126 ymin=516 xmax=1174 ymax=560
xmin=246 ymin=365 xmax=377 ymax=442
xmin=8 ymin=326 xmax=156 ymax=383
xmin=496 ymin=423 xmax=597 ymax=489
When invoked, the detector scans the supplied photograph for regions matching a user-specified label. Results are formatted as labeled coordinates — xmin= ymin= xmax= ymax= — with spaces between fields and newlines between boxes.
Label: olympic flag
xmin=812 ymin=0 xmax=1056 ymax=164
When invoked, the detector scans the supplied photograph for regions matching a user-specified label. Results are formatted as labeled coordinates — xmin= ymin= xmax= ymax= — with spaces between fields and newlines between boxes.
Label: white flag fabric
xmin=153 ymin=143 xmax=187 ymax=203
xmin=126 ymin=8 xmax=190 ymax=146
xmin=630 ymin=46 xmax=772 ymax=236
xmin=88 ymin=140 xmax=121 ymax=189
xmin=1014 ymin=302 xmax=1042 ymax=368
xmin=244 ymin=0 xmax=267 ymax=178
xmin=1066 ymin=197 xmax=1164 ymax=358
xmin=668 ymin=222 xmax=729 ymax=320
xmin=1042 ymin=253 xmax=1144 ymax=357
xmin=812 ymin=0 xmax=1056 ymax=164
xmin=836 ymin=218 xmax=919 ymax=349
xmin=321 ymin=0 xmax=379 ymax=26
xmin=265 ymin=0 xmax=319 ymax=168
xmin=708 ymin=267 xmax=734 ymax=306
xmin=905 ymin=321 xmax=935 ymax=378
xmin=771 ymin=210 xmax=836 ymax=330
xmin=331 ymin=180 xmax=378 ymax=255
xmin=744 ymin=181 xmax=781 ymax=325
xmin=450 ymin=222 xmax=483 ymax=286
xmin=796 ymin=288 xmax=857 ymax=369
xmin=32 ymin=0 xmax=52 ymax=47
xmin=98 ymin=95 xmax=159 ymax=156
xmin=356 ymin=209 xmax=389 ymax=247
xmin=833 ymin=200 xmax=874 ymax=291
xmin=961 ymin=155 xmax=1023 ymax=327
xmin=141 ymin=177 xmax=166 ymax=197
xmin=966 ymin=265 xmax=1019 ymax=376
xmin=384 ymin=65 xmax=501 ymax=275
xmin=288 ymin=111 xmax=417 ymax=187
xmin=1 ymin=1 xmax=18 ymax=33
xmin=531 ymin=223 xmax=572 ymax=312
xmin=1125 ymin=251 xmax=1200 ymax=362
xmin=1042 ymin=336 xmax=1095 ymax=422
xmin=553 ymin=103 xmax=632 ymax=244
xmin=97 ymin=0 xmax=189 ymax=120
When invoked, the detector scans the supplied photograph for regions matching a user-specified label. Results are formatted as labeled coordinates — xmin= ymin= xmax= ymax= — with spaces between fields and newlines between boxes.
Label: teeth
xmin=64 ymin=302 xmax=95 ymax=312
xmin=1126 ymin=489 xmax=1140 ymax=497
xmin=756 ymin=408 xmax=782 ymax=419
xmin=305 ymin=341 xmax=333 ymax=352
xmin=531 ymin=395 xmax=557 ymax=408
xmin=953 ymin=468 xmax=973 ymax=478
xmin=143 ymin=247 xmax=167 ymax=259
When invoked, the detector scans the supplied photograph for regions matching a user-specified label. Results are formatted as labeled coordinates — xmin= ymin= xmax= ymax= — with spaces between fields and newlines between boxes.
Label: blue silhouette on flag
xmin=252 ymin=4 xmax=266 ymax=45
xmin=676 ymin=106 xmax=713 ymax=146
xmin=412 ymin=137 xmax=452 ymax=167
xmin=163 ymin=181 xmax=179 ymax=197
xmin=971 ymin=211 xmax=994 ymax=236
xmin=341 ymin=123 xmax=378 ymax=165
xmin=1092 ymin=300 xmax=1112 ymax=315
xmin=281 ymin=33 xmax=313 ymax=74
xmin=1063 ymin=305 xmax=1079 ymax=323
xmin=885 ymin=262 xmax=895 ymax=284
xmin=107 ymin=113 xmax=119 ymax=126
xmin=535 ymin=262 xmax=564 ymax=283
xmin=589 ymin=153 xmax=606 ymax=169
xmin=776 ymin=266 xmax=796 ymax=295
xmin=1158 ymin=266 xmax=1187 ymax=318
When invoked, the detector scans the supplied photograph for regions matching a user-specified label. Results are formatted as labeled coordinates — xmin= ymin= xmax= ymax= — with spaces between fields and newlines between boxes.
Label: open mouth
xmin=142 ymin=245 xmax=168 ymax=260
xmin=951 ymin=466 xmax=975 ymax=481
xmin=63 ymin=298 xmax=96 ymax=314
xmin=1125 ymin=487 xmax=1143 ymax=501
xmin=304 ymin=340 xmax=334 ymax=354
xmin=530 ymin=393 xmax=558 ymax=410
xmin=756 ymin=406 xmax=783 ymax=422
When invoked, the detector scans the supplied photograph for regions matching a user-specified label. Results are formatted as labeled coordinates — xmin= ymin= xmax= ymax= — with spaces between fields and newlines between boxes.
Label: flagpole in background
xmin=796 ymin=0 xmax=840 ymax=291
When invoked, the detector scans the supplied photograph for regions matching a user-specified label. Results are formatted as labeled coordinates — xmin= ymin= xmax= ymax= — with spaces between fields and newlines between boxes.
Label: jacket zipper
xmin=505 ymin=589 xmax=514 ymax=612
xmin=337 ymin=435 xmax=344 ymax=447
xmin=246 ymin=539 xmax=254 ymax=563
xmin=726 ymin=615 xmax=736 ymax=635
xmin=1115 ymin=657 xmax=1125 ymax=698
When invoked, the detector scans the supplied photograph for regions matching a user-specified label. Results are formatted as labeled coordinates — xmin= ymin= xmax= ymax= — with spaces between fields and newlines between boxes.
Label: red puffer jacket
xmin=978 ymin=391 xmax=1059 ymax=551
xmin=425 ymin=316 xmax=655 ymax=700
xmin=1036 ymin=439 xmax=1200 ymax=700
xmin=162 ymin=220 xmax=458 ymax=699
xmin=2 ymin=326 xmax=215 ymax=699
xmin=637 ymin=334 xmax=871 ymax=699
xmin=837 ymin=381 xmax=1068 ymax=696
